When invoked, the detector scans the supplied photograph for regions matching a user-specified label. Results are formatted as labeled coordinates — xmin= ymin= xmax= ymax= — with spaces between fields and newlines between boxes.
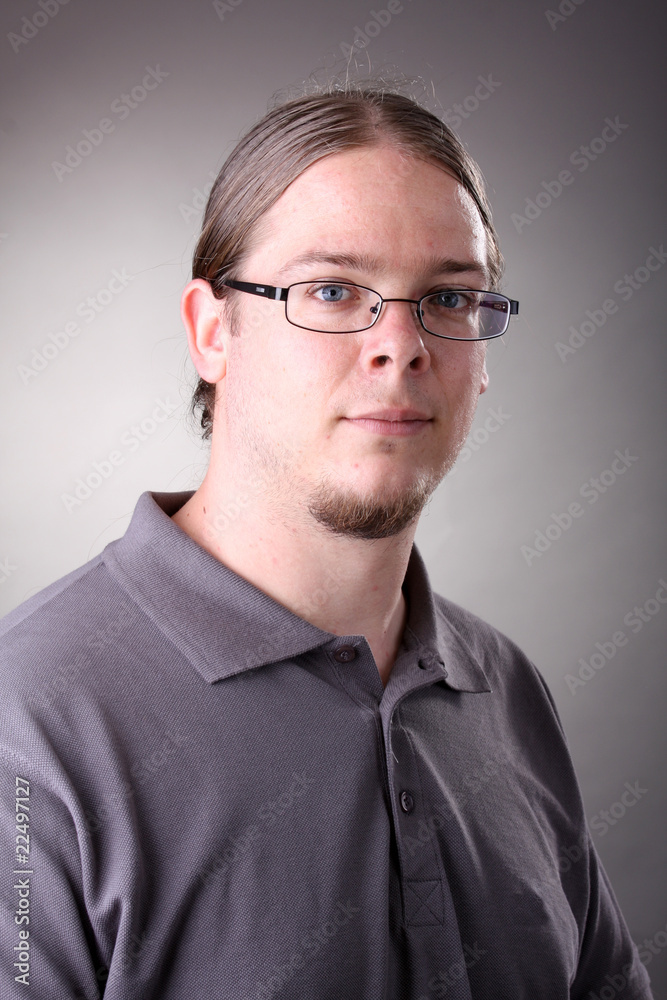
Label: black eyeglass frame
xmin=219 ymin=279 xmax=519 ymax=341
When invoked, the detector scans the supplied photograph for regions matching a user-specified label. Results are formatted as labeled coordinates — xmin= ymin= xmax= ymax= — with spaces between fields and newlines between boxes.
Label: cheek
xmin=434 ymin=343 xmax=488 ymax=397
xmin=269 ymin=324 xmax=356 ymax=395
xmin=226 ymin=324 xmax=351 ymax=427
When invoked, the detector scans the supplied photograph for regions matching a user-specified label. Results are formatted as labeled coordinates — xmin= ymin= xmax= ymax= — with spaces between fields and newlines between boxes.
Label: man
xmin=0 ymin=87 xmax=652 ymax=998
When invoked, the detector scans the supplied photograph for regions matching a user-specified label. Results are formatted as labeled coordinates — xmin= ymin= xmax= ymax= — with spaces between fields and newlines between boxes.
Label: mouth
xmin=343 ymin=409 xmax=433 ymax=437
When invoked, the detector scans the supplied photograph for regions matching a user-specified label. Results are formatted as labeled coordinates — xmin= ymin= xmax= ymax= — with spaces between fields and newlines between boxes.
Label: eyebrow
xmin=274 ymin=251 xmax=489 ymax=286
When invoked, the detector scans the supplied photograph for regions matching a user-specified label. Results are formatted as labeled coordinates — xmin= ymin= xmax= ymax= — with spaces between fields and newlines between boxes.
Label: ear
xmin=180 ymin=279 xmax=228 ymax=383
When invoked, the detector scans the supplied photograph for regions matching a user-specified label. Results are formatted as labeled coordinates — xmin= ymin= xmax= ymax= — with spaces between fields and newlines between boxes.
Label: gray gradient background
xmin=1 ymin=0 xmax=666 ymax=988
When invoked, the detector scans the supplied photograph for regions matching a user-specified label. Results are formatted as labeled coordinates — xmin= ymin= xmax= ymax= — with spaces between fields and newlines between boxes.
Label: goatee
xmin=307 ymin=471 xmax=441 ymax=540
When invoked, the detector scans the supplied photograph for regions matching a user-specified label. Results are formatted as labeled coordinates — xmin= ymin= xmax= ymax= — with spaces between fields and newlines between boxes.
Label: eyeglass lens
xmin=285 ymin=282 xmax=509 ymax=339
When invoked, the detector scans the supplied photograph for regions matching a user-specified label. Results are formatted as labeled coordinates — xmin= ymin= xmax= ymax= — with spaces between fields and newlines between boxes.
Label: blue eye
xmin=434 ymin=291 xmax=466 ymax=309
xmin=315 ymin=284 xmax=347 ymax=302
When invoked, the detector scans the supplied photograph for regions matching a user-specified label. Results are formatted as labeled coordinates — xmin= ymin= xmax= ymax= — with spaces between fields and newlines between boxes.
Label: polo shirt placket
xmin=326 ymin=626 xmax=481 ymax=998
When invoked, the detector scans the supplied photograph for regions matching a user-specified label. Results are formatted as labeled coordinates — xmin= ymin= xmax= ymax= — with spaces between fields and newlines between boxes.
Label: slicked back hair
xmin=190 ymin=86 xmax=503 ymax=440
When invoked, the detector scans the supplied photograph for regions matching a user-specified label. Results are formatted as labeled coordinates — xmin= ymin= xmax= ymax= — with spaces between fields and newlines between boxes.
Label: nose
xmin=362 ymin=298 xmax=431 ymax=374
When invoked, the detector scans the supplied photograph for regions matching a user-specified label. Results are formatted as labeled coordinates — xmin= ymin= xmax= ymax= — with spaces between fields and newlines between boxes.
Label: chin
xmin=306 ymin=465 xmax=446 ymax=541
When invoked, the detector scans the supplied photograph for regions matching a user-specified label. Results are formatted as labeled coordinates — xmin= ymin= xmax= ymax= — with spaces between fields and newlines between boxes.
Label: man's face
xmin=216 ymin=145 xmax=490 ymax=539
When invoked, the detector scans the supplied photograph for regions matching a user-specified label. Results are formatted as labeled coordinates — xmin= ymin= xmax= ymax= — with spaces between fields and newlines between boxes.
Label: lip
xmin=350 ymin=409 xmax=432 ymax=421
xmin=343 ymin=408 xmax=433 ymax=437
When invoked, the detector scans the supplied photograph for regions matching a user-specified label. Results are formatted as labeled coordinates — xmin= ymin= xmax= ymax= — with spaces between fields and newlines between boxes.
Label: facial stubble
xmin=306 ymin=459 xmax=453 ymax=541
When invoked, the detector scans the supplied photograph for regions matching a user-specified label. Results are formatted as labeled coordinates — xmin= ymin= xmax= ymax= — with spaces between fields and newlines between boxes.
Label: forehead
xmin=247 ymin=145 xmax=489 ymax=285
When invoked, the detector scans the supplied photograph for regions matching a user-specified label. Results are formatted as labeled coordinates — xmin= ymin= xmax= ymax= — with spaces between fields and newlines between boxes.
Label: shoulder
xmin=431 ymin=589 xmax=563 ymax=720
xmin=0 ymin=549 xmax=143 ymax=705
xmin=432 ymin=590 xmax=530 ymax=666
xmin=1 ymin=552 xmax=105 ymax=637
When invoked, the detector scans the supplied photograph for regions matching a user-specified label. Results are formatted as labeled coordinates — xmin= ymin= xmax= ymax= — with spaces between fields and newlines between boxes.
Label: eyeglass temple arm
xmin=509 ymin=299 xmax=519 ymax=314
xmin=221 ymin=279 xmax=288 ymax=301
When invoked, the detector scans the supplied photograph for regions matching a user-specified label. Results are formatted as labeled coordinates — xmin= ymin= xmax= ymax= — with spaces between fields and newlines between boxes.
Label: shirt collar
xmin=103 ymin=491 xmax=490 ymax=693
xmin=401 ymin=543 xmax=492 ymax=694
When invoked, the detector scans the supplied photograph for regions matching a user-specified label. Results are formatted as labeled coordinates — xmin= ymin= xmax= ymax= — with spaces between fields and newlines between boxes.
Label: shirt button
xmin=399 ymin=790 xmax=415 ymax=814
xmin=333 ymin=644 xmax=357 ymax=663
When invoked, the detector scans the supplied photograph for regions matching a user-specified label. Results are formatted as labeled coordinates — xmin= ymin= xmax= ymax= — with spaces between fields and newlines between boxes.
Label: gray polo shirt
xmin=0 ymin=491 xmax=652 ymax=999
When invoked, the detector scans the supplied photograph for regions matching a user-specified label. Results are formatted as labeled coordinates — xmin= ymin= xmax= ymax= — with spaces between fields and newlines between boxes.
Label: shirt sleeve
xmin=570 ymin=832 xmax=653 ymax=998
xmin=531 ymin=668 xmax=653 ymax=998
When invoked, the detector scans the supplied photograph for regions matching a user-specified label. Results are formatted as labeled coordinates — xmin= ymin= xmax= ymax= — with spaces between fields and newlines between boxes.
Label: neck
xmin=171 ymin=466 xmax=417 ymax=686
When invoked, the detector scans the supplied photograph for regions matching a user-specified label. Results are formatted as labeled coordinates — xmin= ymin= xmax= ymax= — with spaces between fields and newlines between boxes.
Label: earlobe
xmin=180 ymin=279 xmax=228 ymax=383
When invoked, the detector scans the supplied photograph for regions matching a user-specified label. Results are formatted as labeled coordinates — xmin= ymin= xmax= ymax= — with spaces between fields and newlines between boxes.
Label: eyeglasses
xmin=220 ymin=279 xmax=519 ymax=341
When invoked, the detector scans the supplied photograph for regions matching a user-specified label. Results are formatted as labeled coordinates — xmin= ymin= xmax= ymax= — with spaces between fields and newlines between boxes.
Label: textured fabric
xmin=0 ymin=490 xmax=653 ymax=999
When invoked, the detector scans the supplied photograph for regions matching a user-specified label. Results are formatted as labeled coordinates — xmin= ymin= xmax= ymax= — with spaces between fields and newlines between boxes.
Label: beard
xmin=306 ymin=467 xmax=444 ymax=540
